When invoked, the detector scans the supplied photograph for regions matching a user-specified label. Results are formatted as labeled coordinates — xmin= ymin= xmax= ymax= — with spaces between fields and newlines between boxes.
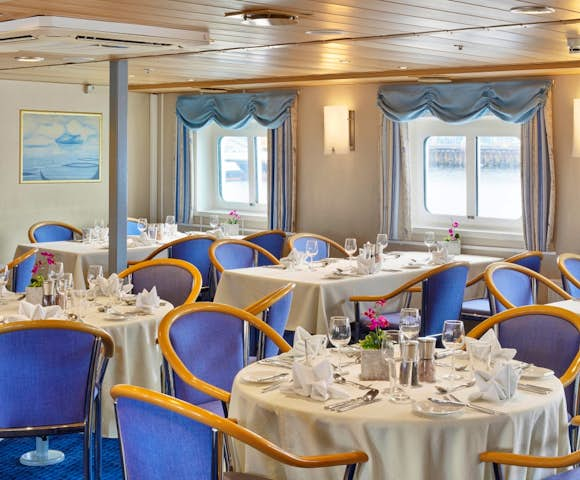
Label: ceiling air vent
xmin=0 ymin=34 xmax=36 ymax=44
xmin=568 ymin=38 xmax=580 ymax=54
xmin=74 ymin=35 xmax=175 ymax=49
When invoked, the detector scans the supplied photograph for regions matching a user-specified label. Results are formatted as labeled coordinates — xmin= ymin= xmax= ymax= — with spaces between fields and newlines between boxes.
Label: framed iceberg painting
xmin=20 ymin=110 xmax=102 ymax=183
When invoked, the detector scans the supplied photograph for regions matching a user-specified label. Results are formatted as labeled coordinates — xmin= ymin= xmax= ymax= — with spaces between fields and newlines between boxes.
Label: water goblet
xmin=399 ymin=308 xmax=421 ymax=343
xmin=344 ymin=238 xmax=357 ymax=264
xmin=442 ymin=320 xmax=466 ymax=381
xmin=48 ymin=261 xmax=64 ymax=282
xmin=70 ymin=289 xmax=88 ymax=321
xmin=376 ymin=234 xmax=388 ymax=259
xmin=328 ymin=316 xmax=351 ymax=374
xmin=0 ymin=264 xmax=8 ymax=304
xmin=305 ymin=240 xmax=319 ymax=270
xmin=381 ymin=336 xmax=397 ymax=400
xmin=209 ymin=215 xmax=219 ymax=230
xmin=86 ymin=264 xmax=103 ymax=300
xmin=424 ymin=231 xmax=435 ymax=255
xmin=137 ymin=218 xmax=148 ymax=236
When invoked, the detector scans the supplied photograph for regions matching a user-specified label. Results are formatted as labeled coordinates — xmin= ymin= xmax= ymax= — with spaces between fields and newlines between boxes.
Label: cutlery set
xmin=325 ymin=389 xmax=380 ymax=412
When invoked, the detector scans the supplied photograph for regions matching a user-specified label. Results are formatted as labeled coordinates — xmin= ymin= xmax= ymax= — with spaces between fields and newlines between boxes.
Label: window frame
xmin=408 ymin=116 xmax=524 ymax=246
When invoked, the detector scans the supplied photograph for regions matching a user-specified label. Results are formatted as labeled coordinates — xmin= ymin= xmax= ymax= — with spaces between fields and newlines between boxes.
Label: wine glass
xmin=48 ymin=261 xmax=64 ymax=282
xmin=344 ymin=238 xmax=357 ymax=264
xmin=305 ymin=240 xmax=319 ymax=270
xmin=209 ymin=215 xmax=219 ymax=230
xmin=381 ymin=336 xmax=397 ymax=401
xmin=424 ymin=231 xmax=435 ymax=255
xmin=57 ymin=273 xmax=74 ymax=312
xmin=165 ymin=215 xmax=176 ymax=237
xmin=376 ymin=234 xmax=388 ymax=253
xmin=441 ymin=320 xmax=466 ymax=380
xmin=86 ymin=264 xmax=103 ymax=300
xmin=328 ymin=316 xmax=351 ymax=374
xmin=399 ymin=308 xmax=421 ymax=343
xmin=137 ymin=218 xmax=148 ymax=236
xmin=0 ymin=264 xmax=8 ymax=304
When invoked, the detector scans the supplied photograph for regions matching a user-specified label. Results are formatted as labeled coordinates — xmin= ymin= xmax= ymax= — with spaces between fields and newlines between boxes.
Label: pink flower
xmin=376 ymin=315 xmax=389 ymax=328
xmin=375 ymin=299 xmax=386 ymax=307
xmin=448 ymin=228 xmax=454 ymax=235
xmin=452 ymin=221 xmax=459 ymax=228
xmin=363 ymin=308 xmax=376 ymax=320
xmin=32 ymin=264 xmax=38 ymax=274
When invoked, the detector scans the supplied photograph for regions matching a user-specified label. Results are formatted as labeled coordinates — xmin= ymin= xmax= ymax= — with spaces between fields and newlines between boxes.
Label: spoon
xmin=333 ymin=373 xmax=373 ymax=390
xmin=333 ymin=389 xmax=380 ymax=412
xmin=435 ymin=379 xmax=475 ymax=394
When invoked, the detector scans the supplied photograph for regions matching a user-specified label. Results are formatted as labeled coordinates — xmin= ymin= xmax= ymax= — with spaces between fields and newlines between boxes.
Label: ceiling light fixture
xmin=225 ymin=9 xmax=299 ymax=26
xmin=305 ymin=29 xmax=347 ymax=35
xmin=417 ymin=76 xmax=453 ymax=84
xmin=510 ymin=5 xmax=555 ymax=14
xmin=338 ymin=58 xmax=350 ymax=64
xmin=14 ymin=55 xmax=44 ymax=62
xmin=398 ymin=65 xmax=408 ymax=70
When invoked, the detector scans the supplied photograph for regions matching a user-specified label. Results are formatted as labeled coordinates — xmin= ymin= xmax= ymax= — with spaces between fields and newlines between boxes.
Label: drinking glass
xmin=48 ymin=261 xmax=64 ymax=282
xmin=328 ymin=316 xmax=351 ymax=374
xmin=399 ymin=308 xmax=421 ymax=343
xmin=344 ymin=238 xmax=357 ymax=264
xmin=381 ymin=336 xmax=397 ymax=400
xmin=209 ymin=215 xmax=219 ymax=230
xmin=70 ymin=289 xmax=88 ymax=321
xmin=86 ymin=264 xmax=103 ymax=299
xmin=137 ymin=218 xmax=148 ymax=235
xmin=376 ymin=233 xmax=388 ymax=255
xmin=305 ymin=240 xmax=319 ymax=270
xmin=0 ymin=264 xmax=7 ymax=304
xmin=424 ymin=231 xmax=435 ymax=254
xmin=147 ymin=224 xmax=158 ymax=243
xmin=165 ymin=215 xmax=176 ymax=237
xmin=441 ymin=320 xmax=466 ymax=380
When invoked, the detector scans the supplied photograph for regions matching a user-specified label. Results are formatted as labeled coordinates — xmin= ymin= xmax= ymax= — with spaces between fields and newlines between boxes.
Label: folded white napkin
xmin=206 ymin=228 xmax=224 ymax=239
xmin=96 ymin=274 xmax=133 ymax=298
xmin=280 ymin=249 xmax=305 ymax=269
xmin=280 ymin=358 xmax=348 ymax=401
xmin=355 ymin=255 xmax=379 ymax=275
xmin=127 ymin=234 xmax=155 ymax=247
xmin=135 ymin=286 xmax=160 ymax=313
xmin=3 ymin=300 xmax=66 ymax=322
xmin=470 ymin=362 xmax=521 ymax=402
xmin=291 ymin=326 xmax=327 ymax=360
xmin=465 ymin=329 xmax=517 ymax=364
xmin=429 ymin=249 xmax=449 ymax=265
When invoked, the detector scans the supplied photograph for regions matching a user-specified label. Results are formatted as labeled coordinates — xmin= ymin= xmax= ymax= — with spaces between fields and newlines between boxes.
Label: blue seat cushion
xmin=199 ymin=399 xmax=225 ymax=417
xmin=461 ymin=298 xmax=491 ymax=315
xmin=544 ymin=468 xmax=580 ymax=479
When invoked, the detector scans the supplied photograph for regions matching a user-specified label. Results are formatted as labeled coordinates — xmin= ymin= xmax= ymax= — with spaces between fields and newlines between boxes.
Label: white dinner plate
xmin=103 ymin=313 xmax=128 ymax=321
xmin=520 ymin=365 xmax=554 ymax=380
xmin=241 ymin=369 xmax=288 ymax=384
xmin=402 ymin=265 xmax=422 ymax=269
xmin=413 ymin=400 xmax=464 ymax=417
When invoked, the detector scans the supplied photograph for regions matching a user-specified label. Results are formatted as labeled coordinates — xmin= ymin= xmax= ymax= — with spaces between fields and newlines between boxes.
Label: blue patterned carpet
xmin=0 ymin=435 xmax=123 ymax=479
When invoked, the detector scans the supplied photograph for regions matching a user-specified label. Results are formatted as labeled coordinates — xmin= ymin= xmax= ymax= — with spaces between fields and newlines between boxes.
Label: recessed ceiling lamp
xmin=225 ymin=9 xmax=299 ymax=26
xmin=14 ymin=55 xmax=44 ymax=62
xmin=305 ymin=29 xmax=347 ymax=35
xmin=338 ymin=58 xmax=350 ymax=64
xmin=510 ymin=5 xmax=555 ymax=14
xmin=63 ymin=56 xmax=95 ymax=63
xmin=417 ymin=76 xmax=453 ymax=84
xmin=398 ymin=65 xmax=408 ymax=70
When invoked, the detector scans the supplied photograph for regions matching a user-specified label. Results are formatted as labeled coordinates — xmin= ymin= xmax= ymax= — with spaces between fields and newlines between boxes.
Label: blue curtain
xmin=175 ymin=91 xmax=298 ymax=225
xmin=377 ymin=80 xmax=551 ymax=124
xmin=176 ymin=91 xmax=297 ymax=130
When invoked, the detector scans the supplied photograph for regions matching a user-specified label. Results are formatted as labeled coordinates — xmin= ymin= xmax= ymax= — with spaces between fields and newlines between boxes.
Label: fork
xmin=447 ymin=393 xmax=501 ymax=415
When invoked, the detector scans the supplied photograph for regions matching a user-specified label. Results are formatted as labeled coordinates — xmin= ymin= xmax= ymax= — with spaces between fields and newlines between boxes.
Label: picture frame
xmin=20 ymin=110 xmax=102 ymax=183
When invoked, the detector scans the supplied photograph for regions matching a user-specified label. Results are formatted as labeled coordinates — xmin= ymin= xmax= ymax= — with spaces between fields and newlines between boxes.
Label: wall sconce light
xmin=324 ymin=105 xmax=355 ymax=155
xmin=573 ymin=99 xmax=580 ymax=157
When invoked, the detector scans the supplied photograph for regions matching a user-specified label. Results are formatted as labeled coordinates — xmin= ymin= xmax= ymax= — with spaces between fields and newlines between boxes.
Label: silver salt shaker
xmin=400 ymin=340 xmax=419 ymax=387
xmin=418 ymin=337 xmax=436 ymax=383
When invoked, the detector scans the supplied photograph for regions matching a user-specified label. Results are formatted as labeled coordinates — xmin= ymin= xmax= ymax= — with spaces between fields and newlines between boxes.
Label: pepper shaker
xmin=418 ymin=337 xmax=436 ymax=383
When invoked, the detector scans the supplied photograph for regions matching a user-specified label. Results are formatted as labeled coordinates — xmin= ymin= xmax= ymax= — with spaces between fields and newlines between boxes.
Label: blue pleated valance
xmin=377 ymin=80 xmax=552 ymax=124
xmin=177 ymin=90 xmax=297 ymax=130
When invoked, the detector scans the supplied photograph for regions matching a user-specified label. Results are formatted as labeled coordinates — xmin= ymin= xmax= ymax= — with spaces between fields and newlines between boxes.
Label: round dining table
xmin=229 ymin=354 xmax=570 ymax=480
xmin=0 ymin=293 xmax=173 ymax=438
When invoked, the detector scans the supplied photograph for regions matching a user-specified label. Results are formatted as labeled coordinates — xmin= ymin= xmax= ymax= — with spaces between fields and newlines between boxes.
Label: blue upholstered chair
xmin=0 ymin=320 xmax=113 ymax=480
xmin=8 ymin=248 xmax=37 ymax=293
xmin=244 ymin=229 xmax=286 ymax=266
xmin=243 ymin=283 xmax=296 ymax=362
xmin=131 ymin=235 xmax=216 ymax=301
xmin=209 ymin=239 xmax=280 ymax=285
xmin=158 ymin=302 xmax=291 ymax=417
xmin=288 ymin=233 xmax=348 ymax=261
xmin=112 ymin=384 xmax=368 ymax=480
xmin=484 ymin=262 xmax=571 ymax=315
xmin=28 ymin=221 xmax=82 ymax=243
xmin=461 ymin=251 xmax=543 ymax=322
xmin=558 ymin=253 xmax=580 ymax=298
xmin=127 ymin=218 xmax=141 ymax=236
xmin=119 ymin=258 xmax=202 ymax=307
xmin=350 ymin=262 xmax=469 ymax=341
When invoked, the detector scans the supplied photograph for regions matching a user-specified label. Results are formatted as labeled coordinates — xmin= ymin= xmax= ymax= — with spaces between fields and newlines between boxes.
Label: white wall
xmin=0 ymin=80 xmax=150 ymax=262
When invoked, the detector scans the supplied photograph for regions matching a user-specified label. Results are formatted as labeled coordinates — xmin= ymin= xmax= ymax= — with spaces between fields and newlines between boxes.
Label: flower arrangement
xmin=445 ymin=220 xmax=460 ymax=242
xmin=226 ymin=209 xmax=241 ymax=224
xmin=359 ymin=300 xmax=390 ymax=350
xmin=29 ymin=251 xmax=55 ymax=287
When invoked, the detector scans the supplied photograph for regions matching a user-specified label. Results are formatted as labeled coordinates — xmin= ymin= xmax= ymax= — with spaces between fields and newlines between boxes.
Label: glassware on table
xmin=344 ymin=238 xmax=357 ymax=264
xmin=209 ymin=215 xmax=219 ymax=230
xmin=399 ymin=308 xmax=421 ymax=343
xmin=48 ymin=261 xmax=64 ymax=282
xmin=305 ymin=240 xmax=319 ymax=270
xmin=86 ymin=264 xmax=103 ymax=300
xmin=147 ymin=224 xmax=158 ymax=242
xmin=381 ymin=336 xmax=397 ymax=400
xmin=165 ymin=215 xmax=177 ymax=237
xmin=137 ymin=218 xmax=148 ymax=236
xmin=441 ymin=320 xmax=466 ymax=380
xmin=0 ymin=264 xmax=8 ymax=304
xmin=376 ymin=233 xmax=388 ymax=258
xmin=390 ymin=339 xmax=415 ymax=404
xmin=328 ymin=316 xmax=351 ymax=374
xmin=424 ymin=231 xmax=435 ymax=255
xmin=468 ymin=341 xmax=492 ymax=375
xmin=70 ymin=289 xmax=88 ymax=321
xmin=57 ymin=273 xmax=74 ymax=311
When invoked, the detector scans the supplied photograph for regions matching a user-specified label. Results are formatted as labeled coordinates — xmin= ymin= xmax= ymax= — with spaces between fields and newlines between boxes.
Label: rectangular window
xmin=219 ymin=136 xmax=250 ymax=204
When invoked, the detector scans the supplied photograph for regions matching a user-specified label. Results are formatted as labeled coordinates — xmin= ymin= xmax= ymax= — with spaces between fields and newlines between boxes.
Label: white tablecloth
xmin=14 ymin=241 xmax=167 ymax=289
xmin=549 ymin=299 xmax=580 ymax=314
xmin=214 ymin=252 xmax=500 ymax=334
xmin=230 ymin=357 xmax=570 ymax=480
xmin=0 ymin=295 xmax=173 ymax=438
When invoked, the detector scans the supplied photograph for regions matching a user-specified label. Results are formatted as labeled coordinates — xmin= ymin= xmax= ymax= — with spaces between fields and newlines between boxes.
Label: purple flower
xmin=452 ymin=221 xmax=459 ymax=228
xmin=448 ymin=228 xmax=454 ymax=235
xmin=363 ymin=308 xmax=376 ymax=320
xmin=375 ymin=299 xmax=386 ymax=307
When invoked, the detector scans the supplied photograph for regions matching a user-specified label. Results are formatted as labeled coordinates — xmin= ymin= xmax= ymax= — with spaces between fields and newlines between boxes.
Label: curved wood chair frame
xmin=119 ymin=258 xmax=202 ymax=304
xmin=287 ymin=233 xmax=349 ymax=257
xmin=484 ymin=262 xmax=571 ymax=311
xmin=468 ymin=305 xmax=580 ymax=387
xmin=209 ymin=239 xmax=280 ymax=274
xmin=8 ymin=247 xmax=38 ymax=270
xmin=158 ymin=302 xmax=291 ymax=404
xmin=557 ymin=252 xmax=580 ymax=292
xmin=243 ymin=229 xmax=286 ymax=242
xmin=465 ymin=250 xmax=544 ymax=289
xmin=28 ymin=221 xmax=83 ymax=243
xmin=111 ymin=384 xmax=368 ymax=473
xmin=127 ymin=234 xmax=217 ymax=266
xmin=244 ymin=283 xmax=296 ymax=316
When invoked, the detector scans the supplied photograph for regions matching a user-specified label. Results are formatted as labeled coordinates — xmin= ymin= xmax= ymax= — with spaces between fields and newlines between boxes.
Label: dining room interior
xmin=1 ymin=1 xmax=580 ymax=480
